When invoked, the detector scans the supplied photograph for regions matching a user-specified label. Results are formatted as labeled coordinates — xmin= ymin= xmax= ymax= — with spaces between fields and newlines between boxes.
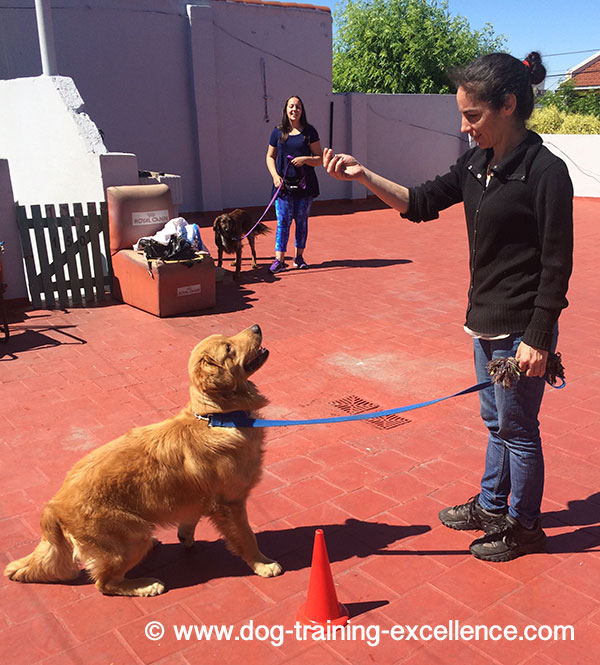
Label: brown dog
xmin=213 ymin=208 xmax=270 ymax=277
xmin=4 ymin=325 xmax=281 ymax=596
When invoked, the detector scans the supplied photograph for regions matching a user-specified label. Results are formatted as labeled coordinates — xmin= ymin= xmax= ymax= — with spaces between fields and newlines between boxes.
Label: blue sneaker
xmin=269 ymin=259 xmax=287 ymax=273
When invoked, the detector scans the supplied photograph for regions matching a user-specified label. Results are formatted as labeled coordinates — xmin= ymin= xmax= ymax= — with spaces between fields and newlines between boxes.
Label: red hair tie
xmin=523 ymin=59 xmax=531 ymax=69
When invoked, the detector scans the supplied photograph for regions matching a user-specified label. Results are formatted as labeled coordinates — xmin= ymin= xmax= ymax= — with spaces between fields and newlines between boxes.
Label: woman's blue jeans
xmin=474 ymin=329 xmax=557 ymax=528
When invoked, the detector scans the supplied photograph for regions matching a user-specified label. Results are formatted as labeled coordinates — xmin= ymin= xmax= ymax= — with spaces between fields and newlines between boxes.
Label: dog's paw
xmin=177 ymin=527 xmax=195 ymax=549
xmin=4 ymin=562 xmax=27 ymax=581
xmin=252 ymin=560 xmax=283 ymax=578
xmin=99 ymin=577 xmax=166 ymax=597
xmin=138 ymin=580 xmax=166 ymax=597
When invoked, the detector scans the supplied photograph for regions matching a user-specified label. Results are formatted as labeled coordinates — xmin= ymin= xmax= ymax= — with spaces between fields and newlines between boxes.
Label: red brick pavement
xmin=1 ymin=198 xmax=598 ymax=664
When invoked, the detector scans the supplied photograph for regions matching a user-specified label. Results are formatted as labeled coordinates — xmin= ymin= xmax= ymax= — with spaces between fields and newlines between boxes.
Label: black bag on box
xmin=137 ymin=235 xmax=197 ymax=262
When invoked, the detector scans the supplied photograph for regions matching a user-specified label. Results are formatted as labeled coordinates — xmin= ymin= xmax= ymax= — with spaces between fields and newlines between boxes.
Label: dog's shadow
xmin=128 ymin=518 xmax=429 ymax=591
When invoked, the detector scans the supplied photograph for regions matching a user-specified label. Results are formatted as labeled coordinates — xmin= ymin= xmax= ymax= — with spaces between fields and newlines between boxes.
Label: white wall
xmin=0 ymin=0 xmax=468 ymax=212
xmin=0 ymin=0 xmax=199 ymax=206
xmin=1 ymin=0 xmax=598 ymax=215
xmin=188 ymin=1 xmax=337 ymax=210
xmin=0 ymin=76 xmax=138 ymax=206
xmin=0 ymin=0 xmax=340 ymax=212
xmin=541 ymin=134 xmax=600 ymax=198
xmin=347 ymin=93 xmax=465 ymax=198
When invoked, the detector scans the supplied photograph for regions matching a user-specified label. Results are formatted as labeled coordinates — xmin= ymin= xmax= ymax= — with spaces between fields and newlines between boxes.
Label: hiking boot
xmin=438 ymin=494 xmax=507 ymax=533
xmin=269 ymin=259 xmax=287 ymax=274
xmin=469 ymin=516 xmax=547 ymax=562
xmin=293 ymin=256 xmax=308 ymax=269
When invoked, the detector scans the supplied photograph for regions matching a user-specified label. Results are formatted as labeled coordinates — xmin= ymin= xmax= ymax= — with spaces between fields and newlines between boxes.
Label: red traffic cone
xmin=296 ymin=528 xmax=349 ymax=627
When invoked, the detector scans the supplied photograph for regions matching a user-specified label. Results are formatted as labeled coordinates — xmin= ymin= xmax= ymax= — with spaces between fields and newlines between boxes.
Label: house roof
xmin=566 ymin=50 xmax=600 ymax=89
xmin=211 ymin=0 xmax=331 ymax=12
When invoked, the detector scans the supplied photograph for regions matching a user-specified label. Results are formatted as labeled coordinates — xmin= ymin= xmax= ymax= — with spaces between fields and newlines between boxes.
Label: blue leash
xmin=196 ymin=380 xmax=493 ymax=428
xmin=198 ymin=374 xmax=565 ymax=428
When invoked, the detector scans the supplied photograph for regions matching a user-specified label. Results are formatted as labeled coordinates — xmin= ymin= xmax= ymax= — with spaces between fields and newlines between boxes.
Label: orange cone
xmin=296 ymin=528 xmax=349 ymax=627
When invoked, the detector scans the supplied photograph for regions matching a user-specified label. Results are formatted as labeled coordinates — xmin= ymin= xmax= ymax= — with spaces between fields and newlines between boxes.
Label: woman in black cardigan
xmin=324 ymin=51 xmax=573 ymax=562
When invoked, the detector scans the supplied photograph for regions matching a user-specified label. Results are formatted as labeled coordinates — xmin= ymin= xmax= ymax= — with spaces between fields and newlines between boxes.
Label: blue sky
xmin=302 ymin=0 xmax=600 ymax=90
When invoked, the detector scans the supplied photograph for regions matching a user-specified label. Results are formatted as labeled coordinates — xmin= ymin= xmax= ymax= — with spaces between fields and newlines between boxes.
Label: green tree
xmin=538 ymin=79 xmax=600 ymax=120
xmin=332 ymin=0 xmax=505 ymax=94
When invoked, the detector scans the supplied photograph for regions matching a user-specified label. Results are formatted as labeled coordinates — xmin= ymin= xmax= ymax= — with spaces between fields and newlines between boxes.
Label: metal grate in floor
xmin=329 ymin=395 xmax=380 ymax=414
xmin=330 ymin=395 xmax=411 ymax=429
xmin=365 ymin=414 xmax=411 ymax=430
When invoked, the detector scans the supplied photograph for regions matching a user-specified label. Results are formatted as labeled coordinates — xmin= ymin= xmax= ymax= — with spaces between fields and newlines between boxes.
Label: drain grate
xmin=365 ymin=414 xmax=411 ymax=430
xmin=330 ymin=395 xmax=411 ymax=430
xmin=329 ymin=395 xmax=379 ymax=414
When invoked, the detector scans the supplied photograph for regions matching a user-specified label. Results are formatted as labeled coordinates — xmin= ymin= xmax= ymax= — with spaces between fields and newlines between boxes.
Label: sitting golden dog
xmin=4 ymin=325 xmax=281 ymax=596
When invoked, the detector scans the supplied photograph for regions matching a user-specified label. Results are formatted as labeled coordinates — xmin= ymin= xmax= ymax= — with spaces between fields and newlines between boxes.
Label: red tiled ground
xmin=1 ymin=197 xmax=599 ymax=664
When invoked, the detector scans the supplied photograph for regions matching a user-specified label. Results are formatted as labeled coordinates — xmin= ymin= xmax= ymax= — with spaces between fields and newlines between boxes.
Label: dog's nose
xmin=251 ymin=324 xmax=261 ymax=335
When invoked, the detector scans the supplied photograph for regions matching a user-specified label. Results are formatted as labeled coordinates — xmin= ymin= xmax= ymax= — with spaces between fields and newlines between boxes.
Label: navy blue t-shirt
xmin=269 ymin=126 xmax=320 ymax=198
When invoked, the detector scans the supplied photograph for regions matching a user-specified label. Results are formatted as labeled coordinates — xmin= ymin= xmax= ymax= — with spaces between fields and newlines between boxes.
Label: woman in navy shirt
xmin=266 ymin=96 xmax=323 ymax=272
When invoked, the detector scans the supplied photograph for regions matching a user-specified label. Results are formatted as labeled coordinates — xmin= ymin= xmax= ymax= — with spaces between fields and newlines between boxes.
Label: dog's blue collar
xmin=193 ymin=410 xmax=251 ymax=426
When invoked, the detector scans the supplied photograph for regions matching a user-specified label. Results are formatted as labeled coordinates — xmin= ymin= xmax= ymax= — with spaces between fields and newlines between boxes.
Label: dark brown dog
xmin=213 ymin=208 xmax=270 ymax=277
xmin=4 ymin=325 xmax=282 ymax=596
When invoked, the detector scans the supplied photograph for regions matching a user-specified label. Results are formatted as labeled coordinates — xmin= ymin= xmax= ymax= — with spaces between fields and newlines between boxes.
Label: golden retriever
xmin=213 ymin=208 xmax=270 ymax=277
xmin=4 ymin=324 xmax=281 ymax=596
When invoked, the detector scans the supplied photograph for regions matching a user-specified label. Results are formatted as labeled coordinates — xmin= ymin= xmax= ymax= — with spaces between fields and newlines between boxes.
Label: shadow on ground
xmin=0 ymin=324 xmax=86 ymax=360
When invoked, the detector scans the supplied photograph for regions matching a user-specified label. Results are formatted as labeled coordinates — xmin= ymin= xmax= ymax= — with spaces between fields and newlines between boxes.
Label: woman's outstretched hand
xmin=323 ymin=148 xmax=363 ymax=181
xmin=324 ymin=148 xmax=410 ymax=213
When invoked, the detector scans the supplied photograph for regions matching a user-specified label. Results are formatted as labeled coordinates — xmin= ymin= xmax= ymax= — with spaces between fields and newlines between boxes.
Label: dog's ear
xmin=193 ymin=353 xmax=241 ymax=395
xmin=213 ymin=216 xmax=220 ymax=230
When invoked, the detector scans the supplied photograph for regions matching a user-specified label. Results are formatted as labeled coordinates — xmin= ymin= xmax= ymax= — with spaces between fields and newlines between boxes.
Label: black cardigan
xmin=402 ymin=131 xmax=573 ymax=351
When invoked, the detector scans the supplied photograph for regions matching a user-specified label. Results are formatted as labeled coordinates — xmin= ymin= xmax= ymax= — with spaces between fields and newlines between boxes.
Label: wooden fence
xmin=16 ymin=202 xmax=112 ymax=309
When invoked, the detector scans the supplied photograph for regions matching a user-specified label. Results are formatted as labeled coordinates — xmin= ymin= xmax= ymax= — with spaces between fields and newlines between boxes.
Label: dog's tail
xmin=4 ymin=503 xmax=79 ymax=583
xmin=252 ymin=222 xmax=271 ymax=236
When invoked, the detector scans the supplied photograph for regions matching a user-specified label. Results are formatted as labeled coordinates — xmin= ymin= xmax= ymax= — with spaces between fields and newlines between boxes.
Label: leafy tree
xmin=538 ymin=79 xmax=600 ymax=120
xmin=332 ymin=0 xmax=505 ymax=94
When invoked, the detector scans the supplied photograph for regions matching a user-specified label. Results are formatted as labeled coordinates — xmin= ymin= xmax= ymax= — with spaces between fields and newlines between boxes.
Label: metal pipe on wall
xmin=35 ymin=0 xmax=58 ymax=76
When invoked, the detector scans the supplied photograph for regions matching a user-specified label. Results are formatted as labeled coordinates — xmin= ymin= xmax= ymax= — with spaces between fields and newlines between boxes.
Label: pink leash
xmin=241 ymin=156 xmax=293 ymax=240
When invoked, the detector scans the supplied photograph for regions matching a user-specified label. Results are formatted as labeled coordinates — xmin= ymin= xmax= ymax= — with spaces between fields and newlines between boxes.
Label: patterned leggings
xmin=274 ymin=195 xmax=313 ymax=253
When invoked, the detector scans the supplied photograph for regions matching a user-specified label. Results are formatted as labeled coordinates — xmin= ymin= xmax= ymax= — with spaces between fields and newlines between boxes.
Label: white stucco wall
xmin=0 ymin=0 xmax=339 ymax=212
xmin=188 ymin=1 xmax=336 ymax=210
xmin=354 ymin=93 xmax=465 ymax=194
xmin=541 ymin=134 xmax=600 ymax=198
xmin=0 ymin=76 xmax=106 ymax=205
xmin=1 ymin=0 xmax=596 ymax=221
xmin=0 ymin=75 xmax=139 ymax=207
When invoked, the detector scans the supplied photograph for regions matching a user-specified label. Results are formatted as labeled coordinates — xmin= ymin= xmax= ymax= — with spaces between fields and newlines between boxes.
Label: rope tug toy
xmin=487 ymin=352 xmax=565 ymax=389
